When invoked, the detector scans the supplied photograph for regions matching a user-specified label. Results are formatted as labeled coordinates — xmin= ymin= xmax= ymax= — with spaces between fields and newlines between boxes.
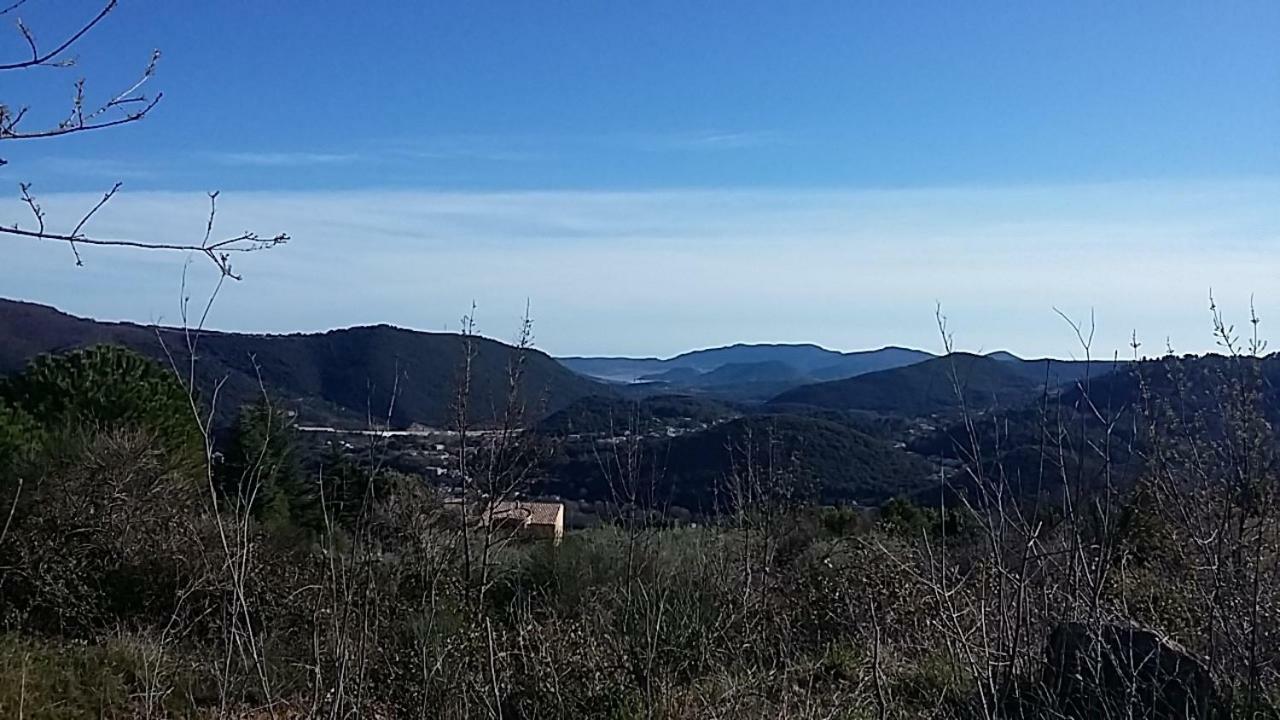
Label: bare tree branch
xmin=0 ymin=49 xmax=162 ymax=158
xmin=0 ymin=2 xmax=281 ymax=276
xmin=3 ymin=185 xmax=288 ymax=278
xmin=0 ymin=0 xmax=116 ymax=70
xmin=0 ymin=0 xmax=33 ymax=17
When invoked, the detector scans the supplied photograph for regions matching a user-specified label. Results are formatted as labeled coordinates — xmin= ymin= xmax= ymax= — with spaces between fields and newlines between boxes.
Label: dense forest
xmin=0 ymin=299 xmax=605 ymax=428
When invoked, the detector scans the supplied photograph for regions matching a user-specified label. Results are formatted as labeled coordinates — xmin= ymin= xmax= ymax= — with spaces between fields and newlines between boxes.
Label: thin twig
xmin=0 ymin=0 xmax=117 ymax=70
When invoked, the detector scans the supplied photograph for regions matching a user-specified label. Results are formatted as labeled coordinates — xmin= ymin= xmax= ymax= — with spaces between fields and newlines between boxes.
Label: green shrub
xmin=0 ymin=346 xmax=202 ymax=471
xmin=0 ymin=399 xmax=41 ymax=488
xmin=218 ymin=399 xmax=318 ymax=531
xmin=0 ymin=632 xmax=209 ymax=719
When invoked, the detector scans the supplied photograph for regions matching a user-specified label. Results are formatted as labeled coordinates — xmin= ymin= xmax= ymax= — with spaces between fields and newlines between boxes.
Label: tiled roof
xmin=490 ymin=500 xmax=563 ymax=526
xmin=443 ymin=498 xmax=564 ymax=527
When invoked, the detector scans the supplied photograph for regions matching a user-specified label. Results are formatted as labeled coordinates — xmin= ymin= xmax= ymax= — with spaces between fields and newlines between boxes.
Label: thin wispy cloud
xmin=379 ymin=129 xmax=788 ymax=162
xmin=36 ymin=157 xmax=159 ymax=180
xmin=12 ymin=131 xmax=787 ymax=191
xmin=648 ymin=130 xmax=792 ymax=150
xmin=209 ymin=151 xmax=363 ymax=167
xmin=5 ymin=178 xmax=1276 ymax=358
xmin=376 ymin=133 xmax=566 ymax=163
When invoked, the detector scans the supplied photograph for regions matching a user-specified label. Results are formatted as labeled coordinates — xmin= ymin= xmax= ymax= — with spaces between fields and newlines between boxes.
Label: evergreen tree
xmin=0 ymin=399 xmax=41 ymax=491
xmin=0 ymin=346 xmax=202 ymax=471
xmin=318 ymin=445 xmax=382 ymax=531
xmin=220 ymin=399 xmax=318 ymax=531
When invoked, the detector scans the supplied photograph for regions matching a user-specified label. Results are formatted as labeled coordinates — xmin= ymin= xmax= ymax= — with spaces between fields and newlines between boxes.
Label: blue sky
xmin=2 ymin=1 xmax=1278 ymax=357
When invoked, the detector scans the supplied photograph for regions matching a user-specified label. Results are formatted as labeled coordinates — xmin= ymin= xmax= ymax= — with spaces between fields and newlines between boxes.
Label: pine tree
xmin=219 ymin=399 xmax=317 ymax=531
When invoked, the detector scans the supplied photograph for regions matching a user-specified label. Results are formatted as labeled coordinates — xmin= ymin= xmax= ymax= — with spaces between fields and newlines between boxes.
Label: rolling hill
xmin=538 ymin=394 xmax=739 ymax=435
xmin=561 ymin=343 xmax=936 ymax=401
xmin=769 ymin=353 xmax=1044 ymax=417
xmin=902 ymin=354 xmax=1237 ymax=502
xmin=654 ymin=360 xmax=806 ymax=386
xmin=539 ymin=413 xmax=935 ymax=510
xmin=560 ymin=343 xmax=934 ymax=384
xmin=630 ymin=360 xmax=813 ymax=402
xmin=987 ymin=351 xmax=1119 ymax=388
xmin=0 ymin=299 xmax=608 ymax=428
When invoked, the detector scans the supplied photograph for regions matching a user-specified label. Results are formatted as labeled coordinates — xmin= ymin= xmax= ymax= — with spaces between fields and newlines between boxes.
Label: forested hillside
xmin=4 ymin=341 xmax=1278 ymax=718
xmin=539 ymin=413 xmax=935 ymax=511
xmin=0 ymin=299 xmax=607 ymax=427
xmin=771 ymin=353 xmax=1044 ymax=417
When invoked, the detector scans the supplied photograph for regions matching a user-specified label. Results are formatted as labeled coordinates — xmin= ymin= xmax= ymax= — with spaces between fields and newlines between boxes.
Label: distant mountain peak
xmin=560 ymin=343 xmax=936 ymax=395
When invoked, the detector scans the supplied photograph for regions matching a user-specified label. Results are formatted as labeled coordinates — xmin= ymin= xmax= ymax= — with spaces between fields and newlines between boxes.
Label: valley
xmin=1 ymin=297 xmax=1133 ymax=517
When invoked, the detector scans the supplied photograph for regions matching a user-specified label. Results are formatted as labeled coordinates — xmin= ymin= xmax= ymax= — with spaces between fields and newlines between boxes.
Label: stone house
xmin=446 ymin=498 xmax=565 ymax=545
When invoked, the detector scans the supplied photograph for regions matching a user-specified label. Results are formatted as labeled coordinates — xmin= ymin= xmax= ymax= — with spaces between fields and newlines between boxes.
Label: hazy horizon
xmin=0 ymin=288 xmax=1243 ymax=365
xmin=4 ymin=2 xmax=1276 ymax=359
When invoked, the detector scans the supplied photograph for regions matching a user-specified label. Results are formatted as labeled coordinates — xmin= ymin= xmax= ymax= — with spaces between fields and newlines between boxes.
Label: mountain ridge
xmin=0 ymin=298 xmax=608 ymax=428
xmin=559 ymin=343 xmax=937 ymax=389
xmin=770 ymin=352 xmax=1055 ymax=418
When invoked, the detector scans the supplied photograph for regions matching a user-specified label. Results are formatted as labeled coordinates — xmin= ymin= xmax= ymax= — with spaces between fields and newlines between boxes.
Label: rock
xmin=1046 ymin=620 xmax=1216 ymax=719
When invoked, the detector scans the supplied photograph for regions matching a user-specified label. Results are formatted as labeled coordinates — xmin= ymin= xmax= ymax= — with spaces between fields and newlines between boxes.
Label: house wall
xmin=525 ymin=512 xmax=564 ymax=544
